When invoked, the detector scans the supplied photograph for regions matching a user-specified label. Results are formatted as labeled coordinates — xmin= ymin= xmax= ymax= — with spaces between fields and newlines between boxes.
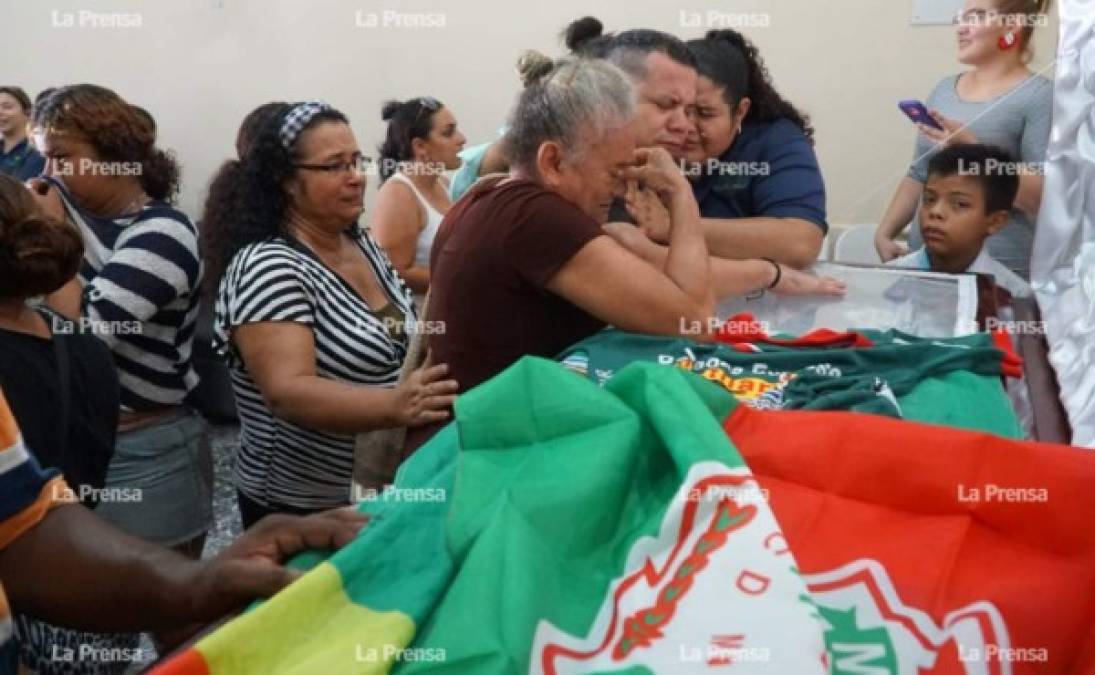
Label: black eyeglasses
xmin=293 ymin=155 xmax=374 ymax=175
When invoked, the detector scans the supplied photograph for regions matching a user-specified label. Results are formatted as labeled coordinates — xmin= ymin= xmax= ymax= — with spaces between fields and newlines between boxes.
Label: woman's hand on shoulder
xmin=392 ymin=350 xmax=459 ymax=427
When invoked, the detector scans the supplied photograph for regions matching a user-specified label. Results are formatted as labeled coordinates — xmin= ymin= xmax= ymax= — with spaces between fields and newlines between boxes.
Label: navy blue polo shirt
xmin=691 ymin=118 xmax=827 ymax=233
xmin=0 ymin=139 xmax=45 ymax=182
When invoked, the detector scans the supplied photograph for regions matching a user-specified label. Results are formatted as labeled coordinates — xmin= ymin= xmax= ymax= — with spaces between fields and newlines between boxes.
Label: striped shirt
xmin=1 ymin=389 xmax=71 ymax=670
xmin=214 ymin=226 xmax=415 ymax=509
xmin=49 ymin=178 xmax=202 ymax=411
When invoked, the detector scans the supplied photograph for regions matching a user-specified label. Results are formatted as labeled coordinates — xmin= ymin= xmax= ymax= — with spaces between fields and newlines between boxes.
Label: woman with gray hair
xmin=403 ymin=57 xmax=715 ymax=451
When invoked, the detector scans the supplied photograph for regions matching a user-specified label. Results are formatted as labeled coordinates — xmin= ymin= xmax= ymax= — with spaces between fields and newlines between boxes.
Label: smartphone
xmin=898 ymin=100 xmax=944 ymax=131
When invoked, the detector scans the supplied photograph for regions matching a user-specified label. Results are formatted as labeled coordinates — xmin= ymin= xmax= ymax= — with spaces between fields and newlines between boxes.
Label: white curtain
xmin=1032 ymin=0 xmax=1095 ymax=447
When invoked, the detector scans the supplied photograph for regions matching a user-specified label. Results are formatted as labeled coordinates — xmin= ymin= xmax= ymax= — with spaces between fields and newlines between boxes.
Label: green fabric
xmin=394 ymin=357 xmax=824 ymax=673
xmin=340 ymin=423 xmax=460 ymax=617
xmin=558 ymin=329 xmax=1022 ymax=438
xmin=183 ymin=357 xmax=829 ymax=674
xmin=897 ymin=369 xmax=1022 ymax=438
xmin=399 ymin=359 xmax=739 ymax=672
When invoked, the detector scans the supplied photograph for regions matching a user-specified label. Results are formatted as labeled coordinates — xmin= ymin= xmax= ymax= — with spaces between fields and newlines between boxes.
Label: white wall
xmin=5 ymin=0 xmax=1059 ymax=226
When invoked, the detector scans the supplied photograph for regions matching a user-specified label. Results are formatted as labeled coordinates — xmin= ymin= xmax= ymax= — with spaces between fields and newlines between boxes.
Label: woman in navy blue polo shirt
xmin=679 ymin=30 xmax=827 ymax=269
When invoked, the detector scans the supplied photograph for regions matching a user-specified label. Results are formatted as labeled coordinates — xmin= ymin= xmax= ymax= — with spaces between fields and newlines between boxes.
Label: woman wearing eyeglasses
xmin=874 ymin=0 xmax=1053 ymax=280
xmin=371 ymin=97 xmax=466 ymax=298
xmin=202 ymin=101 xmax=458 ymax=526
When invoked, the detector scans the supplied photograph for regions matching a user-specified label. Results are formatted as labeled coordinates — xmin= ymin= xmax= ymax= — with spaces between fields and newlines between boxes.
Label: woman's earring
xmin=998 ymin=32 xmax=1018 ymax=50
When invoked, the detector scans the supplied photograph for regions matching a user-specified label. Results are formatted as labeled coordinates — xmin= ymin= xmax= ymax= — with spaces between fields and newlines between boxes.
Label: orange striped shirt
xmin=0 ymin=389 xmax=71 ymax=659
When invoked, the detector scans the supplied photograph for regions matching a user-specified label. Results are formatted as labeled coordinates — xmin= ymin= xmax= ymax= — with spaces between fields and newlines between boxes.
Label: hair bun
xmin=5 ymin=214 xmax=56 ymax=258
xmin=0 ymin=214 xmax=83 ymax=299
xmin=515 ymin=50 xmax=555 ymax=87
xmin=563 ymin=16 xmax=604 ymax=52
xmin=705 ymin=28 xmax=747 ymax=49
xmin=381 ymin=100 xmax=403 ymax=121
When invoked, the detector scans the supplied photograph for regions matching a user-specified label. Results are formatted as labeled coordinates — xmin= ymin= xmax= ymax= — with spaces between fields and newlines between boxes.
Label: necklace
xmin=122 ymin=190 xmax=151 ymax=214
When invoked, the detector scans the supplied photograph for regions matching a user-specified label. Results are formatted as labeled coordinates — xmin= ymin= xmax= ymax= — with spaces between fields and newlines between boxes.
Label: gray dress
xmin=907 ymin=73 xmax=1054 ymax=280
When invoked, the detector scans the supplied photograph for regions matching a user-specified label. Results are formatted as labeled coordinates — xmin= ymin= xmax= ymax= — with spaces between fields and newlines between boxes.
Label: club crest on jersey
xmin=530 ymin=463 xmax=828 ymax=674
xmin=805 ymin=559 xmax=1013 ymax=675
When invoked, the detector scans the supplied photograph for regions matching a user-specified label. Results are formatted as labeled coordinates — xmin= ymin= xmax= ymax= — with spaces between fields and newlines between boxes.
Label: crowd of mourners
xmin=0 ymin=2 xmax=1053 ymax=671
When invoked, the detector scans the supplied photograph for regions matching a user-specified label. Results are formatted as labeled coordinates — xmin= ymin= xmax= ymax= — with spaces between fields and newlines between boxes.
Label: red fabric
xmin=148 ymin=648 xmax=210 ymax=675
xmin=723 ymin=405 xmax=1095 ymax=674
xmin=715 ymin=312 xmax=876 ymax=349
xmin=991 ymin=328 xmax=1025 ymax=378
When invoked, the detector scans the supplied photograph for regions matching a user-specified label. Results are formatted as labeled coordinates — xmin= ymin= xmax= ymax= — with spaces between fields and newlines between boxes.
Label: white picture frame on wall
xmin=912 ymin=0 xmax=964 ymax=25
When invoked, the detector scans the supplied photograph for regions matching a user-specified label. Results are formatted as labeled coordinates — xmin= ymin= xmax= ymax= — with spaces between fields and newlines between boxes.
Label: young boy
xmin=890 ymin=143 xmax=1031 ymax=298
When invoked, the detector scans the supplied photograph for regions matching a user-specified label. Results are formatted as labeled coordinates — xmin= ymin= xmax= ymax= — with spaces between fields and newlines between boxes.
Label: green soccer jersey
xmin=557 ymin=329 xmax=1023 ymax=438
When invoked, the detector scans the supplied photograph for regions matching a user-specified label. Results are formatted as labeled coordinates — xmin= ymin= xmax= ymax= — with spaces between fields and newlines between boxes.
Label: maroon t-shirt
xmin=430 ymin=176 xmax=606 ymax=390
xmin=405 ymin=177 xmax=606 ymax=451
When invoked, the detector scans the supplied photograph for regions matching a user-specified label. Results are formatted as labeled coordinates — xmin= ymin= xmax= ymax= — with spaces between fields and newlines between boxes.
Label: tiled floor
xmin=202 ymin=424 xmax=244 ymax=558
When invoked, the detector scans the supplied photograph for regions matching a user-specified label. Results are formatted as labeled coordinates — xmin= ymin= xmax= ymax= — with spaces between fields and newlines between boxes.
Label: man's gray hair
xmin=502 ymin=57 xmax=634 ymax=174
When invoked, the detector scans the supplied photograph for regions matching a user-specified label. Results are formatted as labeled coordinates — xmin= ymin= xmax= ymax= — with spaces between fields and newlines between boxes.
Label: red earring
xmin=998 ymin=32 xmax=1018 ymax=50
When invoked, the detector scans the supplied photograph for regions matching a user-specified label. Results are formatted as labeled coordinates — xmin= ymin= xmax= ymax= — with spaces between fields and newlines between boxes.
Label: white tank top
xmin=388 ymin=172 xmax=446 ymax=269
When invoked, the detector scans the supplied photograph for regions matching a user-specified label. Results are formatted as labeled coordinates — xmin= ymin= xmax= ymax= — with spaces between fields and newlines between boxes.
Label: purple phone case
xmin=898 ymin=100 xmax=944 ymax=130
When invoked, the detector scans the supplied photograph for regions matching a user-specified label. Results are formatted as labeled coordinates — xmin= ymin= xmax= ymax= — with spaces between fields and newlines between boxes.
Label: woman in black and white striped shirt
xmin=29 ymin=86 xmax=213 ymax=555
xmin=24 ymin=85 xmax=209 ymax=673
xmin=203 ymin=101 xmax=457 ymax=526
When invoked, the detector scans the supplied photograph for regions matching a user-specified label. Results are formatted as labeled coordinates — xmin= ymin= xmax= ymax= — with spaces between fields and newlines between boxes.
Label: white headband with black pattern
xmin=279 ymin=100 xmax=333 ymax=149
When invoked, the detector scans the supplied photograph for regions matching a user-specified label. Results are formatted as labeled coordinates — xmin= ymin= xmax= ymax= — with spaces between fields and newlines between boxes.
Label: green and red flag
xmin=155 ymin=352 xmax=1095 ymax=674
xmin=154 ymin=358 xmax=829 ymax=674
xmin=725 ymin=402 xmax=1095 ymax=674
